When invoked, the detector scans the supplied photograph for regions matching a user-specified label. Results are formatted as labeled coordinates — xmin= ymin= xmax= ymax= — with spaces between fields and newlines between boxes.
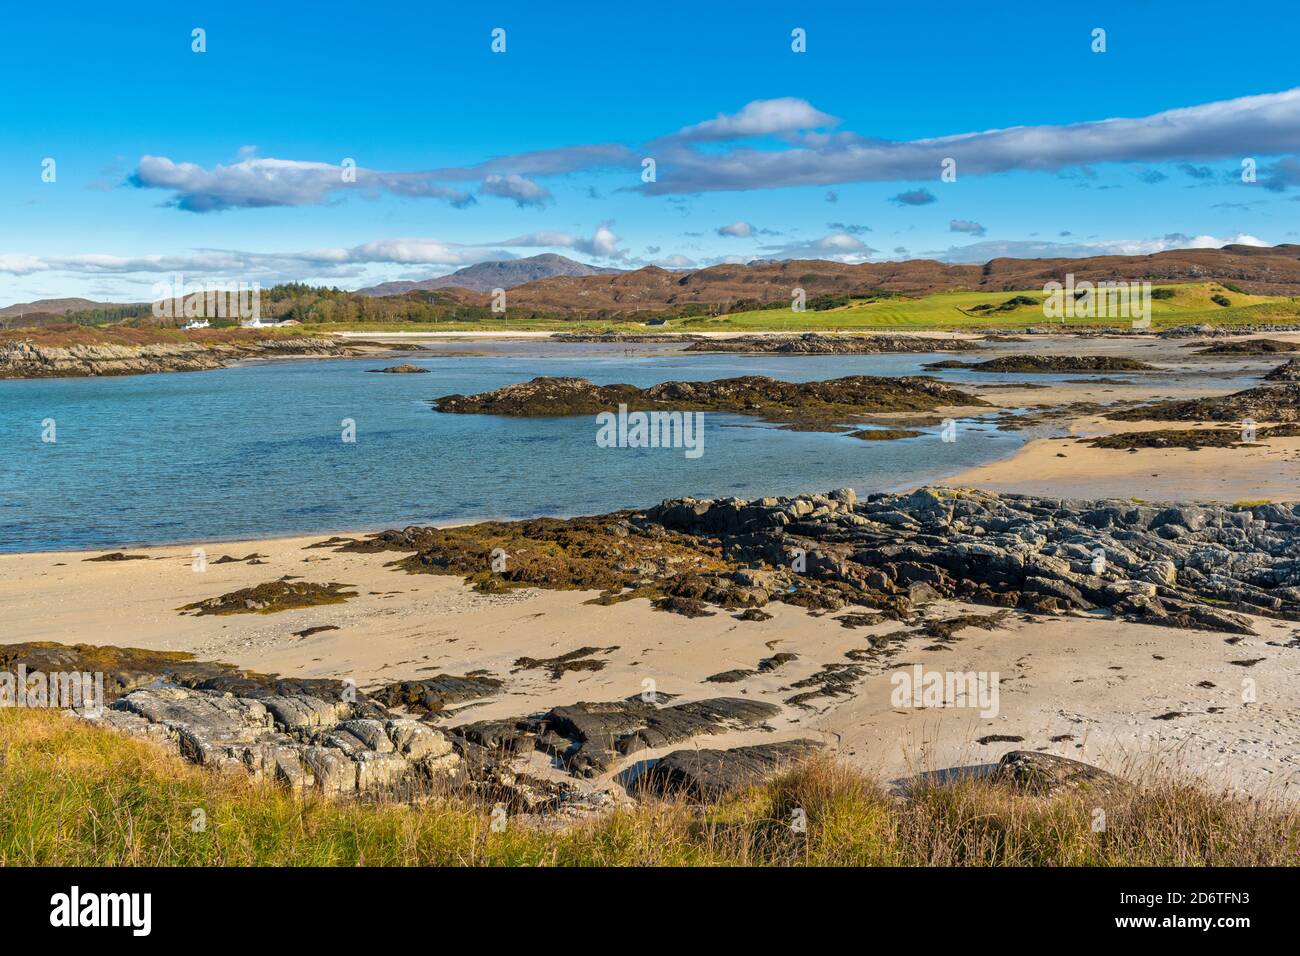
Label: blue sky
xmin=3 ymin=0 xmax=1299 ymax=303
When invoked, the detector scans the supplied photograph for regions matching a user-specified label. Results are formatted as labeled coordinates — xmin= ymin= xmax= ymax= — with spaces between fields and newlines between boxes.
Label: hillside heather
xmin=436 ymin=244 xmax=1300 ymax=315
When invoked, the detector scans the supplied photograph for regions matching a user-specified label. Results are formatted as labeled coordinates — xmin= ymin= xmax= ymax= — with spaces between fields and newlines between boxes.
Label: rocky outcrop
xmin=925 ymin=355 xmax=1158 ymax=373
xmin=684 ymin=334 xmax=980 ymax=355
xmin=368 ymin=363 xmax=429 ymax=373
xmin=645 ymin=487 xmax=1299 ymax=632
xmin=1264 ymin=359 xmax=1300 ymax=382
xmin=452 ymin=696 xmax=782 ymax=778
xmin=1195 ymin=338 xmax=1300 ymax=355
xmin=1108 ymin=383 xmax=1300 ymax=423
xmin=8 ymin=635 xmax=810 ymax=808
xmin=3 ymin=642 xmax=466 ymax=800
xmin=633 ymin=740 xmax=823 ymax=799
xmin=340 ymin=485 xmax=1299 ymax=635
xmin=0 ymin=336 xmax=355 ymax=379
xmin=431 ymin=374 xmax=986 ymax=432
xmin=95 ymin=686 xmax=459 ymax=797
xmin=0 ymin=641 xmax=248 ymax=701
xmin=989 ymin=750 xmax=1127 ymax=797
xmin=1160 ymin=323 xmax=1300 ymax=338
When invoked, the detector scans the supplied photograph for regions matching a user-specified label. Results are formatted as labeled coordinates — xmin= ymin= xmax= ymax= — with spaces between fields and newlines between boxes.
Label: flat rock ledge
xmin=454 ymin=696 xmax=783 ymax=779
xmin=87 ymin=686 xmax=460 ymax=799
xmin=0 ymin=336 xmax=356 ymax=379
xmin=631 ymin=740 xmax=824 ymax=800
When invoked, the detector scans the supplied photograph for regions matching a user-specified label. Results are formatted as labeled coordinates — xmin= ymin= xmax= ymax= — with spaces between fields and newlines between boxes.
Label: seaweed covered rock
xmin=431 ymin=374 xmax=986 ymax=432
xmin=684 ymin=334 xmax=979 ymax=355
xmin=1108 ymin=384 xmax=1300 ymax=423
xmin=1264 ymin=359 xmax=1300 ymax=382
xmin=924 ymin=355 xmax=1158 ymax=373
xmin=1196 ymin=338 xmax=1300 ymax=355
xmin=179 ymin=579 xmax=358 ymax=616
xmin=375 ymin=674 xmax=503 ymax=714
xmin=368 ymin=363 xmax=429 ymax=374
xmin=341 ymin=485 xmax=1299 ymax=635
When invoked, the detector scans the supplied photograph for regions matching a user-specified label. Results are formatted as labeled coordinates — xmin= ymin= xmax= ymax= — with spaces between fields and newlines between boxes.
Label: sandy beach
xmin=4 ymin=521 xmax=1297 ymax=800
xmin=948 ymin=416 xmax=1300 ymax=501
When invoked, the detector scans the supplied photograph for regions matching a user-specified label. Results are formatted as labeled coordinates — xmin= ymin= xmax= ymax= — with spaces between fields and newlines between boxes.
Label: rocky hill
xmin=435 ymin=244 xmax=1300 ymax=315
xmin=0 ymin=296 xmax=112 ymax=317
xmin=358 ymin=253 xmax=622 ymax=296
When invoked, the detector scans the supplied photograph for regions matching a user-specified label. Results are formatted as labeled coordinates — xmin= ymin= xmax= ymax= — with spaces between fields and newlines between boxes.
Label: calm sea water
xmin=0 ymin=348 xmax=1029 ymax=552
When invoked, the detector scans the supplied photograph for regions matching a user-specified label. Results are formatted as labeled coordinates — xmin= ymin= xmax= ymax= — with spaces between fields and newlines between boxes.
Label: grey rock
xmin=633 ymin=740 xmax=823 ymax=800
xmin=989 ymin=750 xmax=1127 ymax=797
xmin=453 ymin=696 xmax=782 ymax=778
xmin=100 ymin=686 xmax=459 ymax=800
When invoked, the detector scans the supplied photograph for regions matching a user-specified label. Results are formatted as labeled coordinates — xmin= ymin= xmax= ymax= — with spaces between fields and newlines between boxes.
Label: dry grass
xmin=0 ymin=710 xmax=1294 ymax=866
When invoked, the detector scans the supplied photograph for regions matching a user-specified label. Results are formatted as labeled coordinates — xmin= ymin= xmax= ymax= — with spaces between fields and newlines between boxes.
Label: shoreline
xmin=945 ymin=411 xmax=1300 ymax=504
xmin=5 ymin=333 xmax=1298 ymax=804
xmin=4 ymin=485 xmax=1297 ymax=802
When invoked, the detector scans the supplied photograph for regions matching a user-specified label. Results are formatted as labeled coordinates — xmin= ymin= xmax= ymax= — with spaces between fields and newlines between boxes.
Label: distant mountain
xmin=0 ymin=297 xmax=118 ymax=317
xmin=357 ymin=254 xmax=623 ymax=296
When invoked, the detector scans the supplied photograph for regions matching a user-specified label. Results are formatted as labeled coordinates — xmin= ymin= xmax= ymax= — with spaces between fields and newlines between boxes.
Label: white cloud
xmin=649 ymin=254 xmax=697 ymax=269
xmin=716 ymin=221 xmax=755 ymax=238
xmin=123 ymin=88 xmax=1300 ymax=216
xmin=0 ymin=254 xmax=46 ymax=275
xmin=479 ymin=174 xmax=553 ymax=207
xmin=758 ymin=232 xmax=875 ymax=262
xmin=576 ymin=222 xmax=625 ymax=259
xmin=429 ymin=144 xmax=636 ymax=180
xmin=663 ymin=97 xmax=838 ymax=143
xmin=647 ymin=88 xmax=1300 ymax=193
xmin=491 ymin=224 xmax=627 ymax=260
xmin=925 ymin=233 xmax=1269 ymax=263
xmin=129 ymin=155 xmax=475 ymax=212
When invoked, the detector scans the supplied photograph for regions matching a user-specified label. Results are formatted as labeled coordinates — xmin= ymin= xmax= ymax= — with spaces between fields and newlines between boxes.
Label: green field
xmin=673 ymin=282 xmax=1300 ymax=332
xmin=298 ymin=282 xmax=1300 ymax=336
